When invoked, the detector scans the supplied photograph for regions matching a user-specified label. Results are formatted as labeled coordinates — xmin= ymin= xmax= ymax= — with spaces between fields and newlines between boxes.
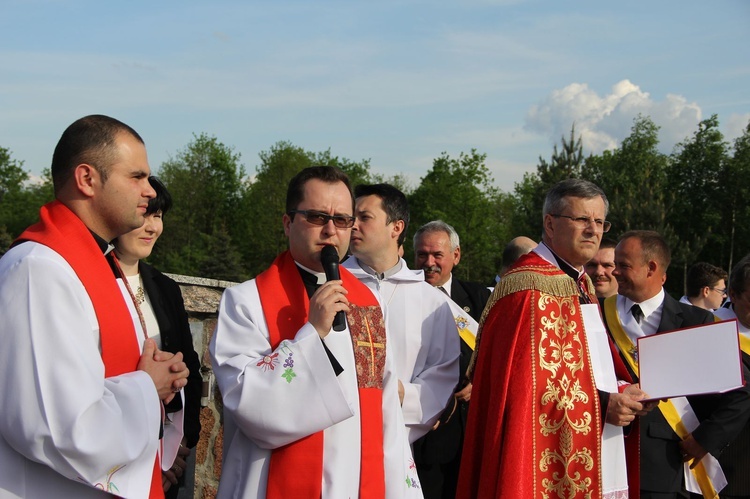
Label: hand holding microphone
xmin=308 ymin=245 xmax=349 ymax=337
xmin=320 ymin=245 xmax=347 ymax=332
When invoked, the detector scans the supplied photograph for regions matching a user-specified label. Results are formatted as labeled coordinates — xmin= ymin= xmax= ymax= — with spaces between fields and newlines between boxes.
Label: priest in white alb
xmin=342 ymin=183 xmax=460 ymax=444
xmin=0 ymin=115 xmax=189 ymax=498
xmin=210 ymin=167 xmax=423 ymax=498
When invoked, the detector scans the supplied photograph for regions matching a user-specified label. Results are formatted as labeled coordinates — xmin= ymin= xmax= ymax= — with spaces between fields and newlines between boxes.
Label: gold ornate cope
xmin=477 ymin=262 xmax=602 ymax=498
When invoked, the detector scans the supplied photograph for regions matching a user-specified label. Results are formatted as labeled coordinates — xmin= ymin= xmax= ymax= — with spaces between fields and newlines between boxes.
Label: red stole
xmin=458 ymin=252 xmax=603 ymax=498
xmin=16 ymin=200 xmax=164 ymax=499
xmin=256 ymin=251 xmax=386 ymax=498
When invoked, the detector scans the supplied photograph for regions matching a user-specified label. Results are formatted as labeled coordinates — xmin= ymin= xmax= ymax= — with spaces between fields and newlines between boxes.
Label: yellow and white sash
xmin=603 ymin=297 xmax=726 ymax=498
xmin=445 ymin=298 xmax=478 ymax=350
xmin=739 ymin=333 xmax=750 ymax=357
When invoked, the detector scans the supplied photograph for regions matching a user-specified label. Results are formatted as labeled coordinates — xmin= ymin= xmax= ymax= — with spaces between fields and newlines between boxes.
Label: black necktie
xmin=630 ymin=304 xmax=644 ymax=325
xmin=438 ymin=286 xmax=449 ymax=296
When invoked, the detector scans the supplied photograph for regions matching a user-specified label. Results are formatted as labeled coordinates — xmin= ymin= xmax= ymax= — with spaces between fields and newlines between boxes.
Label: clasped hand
xmin=605 ymin=383 xmax=659 ymax=427
xmin=138 ymin=338 xmax=189 ymax=404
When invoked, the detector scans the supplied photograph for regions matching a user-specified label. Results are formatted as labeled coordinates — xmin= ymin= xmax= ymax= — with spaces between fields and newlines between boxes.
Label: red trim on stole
xmin=16 ymin=201 xmax=164 ymax=499
xmin=458 ymin=254 xmax=603 ymax=498
xmin=256 ymin=251 xmax=386 ymax=498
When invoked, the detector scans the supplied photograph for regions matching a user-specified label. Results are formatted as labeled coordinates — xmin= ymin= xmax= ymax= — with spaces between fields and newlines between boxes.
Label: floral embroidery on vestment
xmin=278 ymin=341 xmax=296 ymax=383
xmin=89 ymin=464 xmax=125 ymax=494
xmin=257 ymin=352 xmax=279 ymax=371
xmin=405 ymin=458 xmax=421 ymax=489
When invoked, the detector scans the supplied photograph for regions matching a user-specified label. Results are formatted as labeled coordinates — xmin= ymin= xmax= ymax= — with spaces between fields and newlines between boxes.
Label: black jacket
xmin=414 ymin=278 xmax=490 ymax=464
xmin=450 ymin=278 xmax=492 ymax=324
xmin=140 ymin=262 xmax=202 ymax=449
xmin=718 ymin=348 xmax=750 ymax=496
xmin=602 ymin=293 xmax=750 ymax=494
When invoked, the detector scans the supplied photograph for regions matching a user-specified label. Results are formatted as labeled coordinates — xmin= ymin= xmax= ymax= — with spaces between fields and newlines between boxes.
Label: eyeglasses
xmin=288 ymin=210 xmax=355 ymax=229
xmin=710 ymin=287 xmax=727 ymax=296
xmin=550 ymin=214 xmax=611 ymax=233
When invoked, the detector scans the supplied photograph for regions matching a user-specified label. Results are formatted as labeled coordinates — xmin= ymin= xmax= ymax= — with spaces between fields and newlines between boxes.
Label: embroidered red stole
xmin=256 ymin=251 xmax=386 ymax=498
xmin=16 ymin=200 xmax=164 ymax=499
xmin=459 ymin=253 xmax=602 ymax=498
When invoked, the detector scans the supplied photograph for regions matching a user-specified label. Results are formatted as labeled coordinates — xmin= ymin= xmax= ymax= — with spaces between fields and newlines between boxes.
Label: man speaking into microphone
xmin=210 ymin=166 xmax=422 ymax=498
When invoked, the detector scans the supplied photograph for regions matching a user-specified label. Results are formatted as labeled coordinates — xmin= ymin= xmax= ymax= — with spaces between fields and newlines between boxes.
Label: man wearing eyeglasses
xmin=602 ymin=231 xmax=750 ymax=498
xmin=679 ymin=261 xmax=729 ymax=311
xmin=459 ymin=178 xmax=648 ymax=498
xmin=210 ymin=166 xmax=422 ymax=498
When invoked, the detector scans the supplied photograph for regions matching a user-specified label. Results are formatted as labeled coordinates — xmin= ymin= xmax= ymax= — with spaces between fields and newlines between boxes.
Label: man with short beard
xmin=412 ymin=220 xmax=490 ymax=499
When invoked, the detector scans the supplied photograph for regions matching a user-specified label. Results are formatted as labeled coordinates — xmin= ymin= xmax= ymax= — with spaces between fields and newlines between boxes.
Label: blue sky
xmin=1 ymin=0 xmax=749 ymax=191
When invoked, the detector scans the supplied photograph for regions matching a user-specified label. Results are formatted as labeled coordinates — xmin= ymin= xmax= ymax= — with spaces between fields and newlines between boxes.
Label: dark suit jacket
xmin=718 ymin=349 xmax=750 ymax=496
xmin=603 ymin=293 xmax=750 ymax=494
xmin=140 ymin=262 xmax=202 ymax=449
xmin=450 ymin=278 xmax=492 ymax=324
xmin=414 ymin=278 xmax=491 ymax=466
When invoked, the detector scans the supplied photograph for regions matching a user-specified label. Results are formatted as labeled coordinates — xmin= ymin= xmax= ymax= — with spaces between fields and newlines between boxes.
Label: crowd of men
xmin=1 ymin=115 xmax=749 ymax=499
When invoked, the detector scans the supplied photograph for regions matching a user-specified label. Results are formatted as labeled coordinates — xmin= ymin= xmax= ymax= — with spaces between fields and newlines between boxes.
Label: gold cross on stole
xmin=356 ymin=316 xmax=384 ymax=377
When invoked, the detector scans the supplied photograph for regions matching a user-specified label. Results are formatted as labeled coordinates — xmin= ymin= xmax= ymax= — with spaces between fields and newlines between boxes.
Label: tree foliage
xmin=720 ymin=122 xmax=750 ymax=271
xmin=236 ymin=141 xmax=373 ymax=277
xmin=512 ymin=125 xmax=586 ymax=237
xmin=0 ymin=149 xmax=54 ymax=242
xmin=407 ymin=150 xmax=503 ymax=282
xmin=154 ymin=133 xmax=246 ymax=280
xmin=582 ymin=116 xmax=671 ymax=238
xmin=2 ymin=112 xmax=747 ymax=295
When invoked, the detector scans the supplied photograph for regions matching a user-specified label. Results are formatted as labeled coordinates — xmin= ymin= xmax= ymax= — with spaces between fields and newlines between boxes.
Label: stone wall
xmin=168 ymin=273 xmax=237 ymax=499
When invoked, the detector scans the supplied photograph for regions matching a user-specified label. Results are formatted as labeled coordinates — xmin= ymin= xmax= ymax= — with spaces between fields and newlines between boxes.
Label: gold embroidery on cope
xmin=535 ymin=291 xmax=594 ymax=497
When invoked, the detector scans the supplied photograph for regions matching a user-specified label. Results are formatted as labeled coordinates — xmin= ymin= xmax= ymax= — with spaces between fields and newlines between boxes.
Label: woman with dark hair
xmin=114 ymin=177 xmax=202 ymax=498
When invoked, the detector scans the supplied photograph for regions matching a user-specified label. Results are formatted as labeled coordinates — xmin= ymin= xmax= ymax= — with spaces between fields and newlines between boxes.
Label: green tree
xmin=238 ymin=141 xmax=373 ymax=277
xmin=407 ymin=149 xmax=502 ymax=282
xmin=512 ymin=124 xmax=586 ymax=237
xmin=0 ymin=147 xmax=29 ymax=238
xmin=155 ymin=133 xmax=246 ymax=277
xmin=0 ymin=225 xmax=11 ymax=256
xmin=0 ymin=147 xmax=28 ymax=199
xmin=666 ymin=115 xmax=727 ymax=292
xmin=582 ymin=116 xmax=671 ymax=238
xmin=371 ymin=173 xmax=413 ymax=195
xmin=198 ymin=225 xmax=245 ymax=282
xmin=0 ymin=150 xmax=54 ymax=239
xmin=239 ymin=141 xmax=313 ymax=276
xmin=721 ymin=121 xmax=750 ymax=270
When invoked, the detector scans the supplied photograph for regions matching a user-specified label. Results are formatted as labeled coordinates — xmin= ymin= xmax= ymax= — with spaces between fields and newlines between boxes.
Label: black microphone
xmin=320 ymin=245 xmax=347 ymax=331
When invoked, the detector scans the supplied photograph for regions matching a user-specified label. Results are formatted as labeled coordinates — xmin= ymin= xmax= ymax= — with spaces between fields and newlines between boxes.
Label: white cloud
xmin=725 ymin=112 xmax=750 ymax=144
xmin=525 ymin=79 xmax=703 ymax=154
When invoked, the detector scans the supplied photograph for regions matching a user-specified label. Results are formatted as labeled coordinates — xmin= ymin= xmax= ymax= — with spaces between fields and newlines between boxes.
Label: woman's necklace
xmin=111 ymin=255 xmax=148 ymax=339
xmin=134 ymin=282 xmax=146 ymax=305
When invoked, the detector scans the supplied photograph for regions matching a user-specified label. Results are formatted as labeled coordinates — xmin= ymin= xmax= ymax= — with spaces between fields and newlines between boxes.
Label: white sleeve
xmin=400 ymin=296 xmax=460 ymax=442
xmin=209 ymin=281 xmax=355 ymax=449
xmin=0 ymin=245 xmax=161 ymax=494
